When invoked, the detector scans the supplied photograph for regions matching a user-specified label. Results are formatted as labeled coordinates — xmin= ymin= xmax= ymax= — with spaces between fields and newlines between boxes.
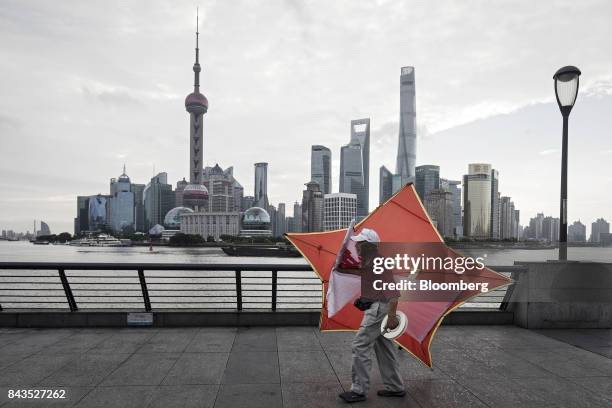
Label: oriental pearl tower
xmin=183 ymin=10 xmax=209 ymax=210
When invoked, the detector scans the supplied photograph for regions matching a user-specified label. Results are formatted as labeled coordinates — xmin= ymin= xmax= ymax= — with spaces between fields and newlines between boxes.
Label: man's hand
xmin=385 ymin=314 xmax=399 ymax=331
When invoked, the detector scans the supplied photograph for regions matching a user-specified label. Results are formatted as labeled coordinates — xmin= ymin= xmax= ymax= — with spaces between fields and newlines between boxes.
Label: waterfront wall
xmin=508 ymin=261 xmax=612 ymax=329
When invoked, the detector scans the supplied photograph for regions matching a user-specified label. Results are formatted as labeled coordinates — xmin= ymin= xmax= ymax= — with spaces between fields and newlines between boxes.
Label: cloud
xmin=539 ymin=148 xmax=560 ymax=156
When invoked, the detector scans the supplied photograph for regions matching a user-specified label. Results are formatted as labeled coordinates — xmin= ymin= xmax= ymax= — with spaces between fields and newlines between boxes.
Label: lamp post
xmin=553 ymin=66 xmax=581 ymax=261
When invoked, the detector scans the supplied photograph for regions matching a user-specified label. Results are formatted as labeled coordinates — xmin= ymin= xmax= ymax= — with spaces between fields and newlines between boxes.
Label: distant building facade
xmin=415 ymin=165 xmax=440 ymax=201
xmin=302 ymin=181 xmax=323 ymax=232
xmin=144 ymin=172 xmax=174 ymax=230
xmin=590 ymin=218 xmax=610 ymax=243
xmin=323 ymin=193 xmax=357 ymax=231
xmin=462 ymin=163 xmax=492 ymax=239
xmin=568 ymin=220 xmax=586 ymax=242
xmin=254 ymin=162 xmax=269 ymax=209
xmin=109 ymin=167 xmax=135 ymax=233
xmin=424 ymin=188 xmax=454 ymax=238
xmin=311 ymin=145 xmax=332 ymax=195
xmin=181 ymin=212 xmax=240 ymax=241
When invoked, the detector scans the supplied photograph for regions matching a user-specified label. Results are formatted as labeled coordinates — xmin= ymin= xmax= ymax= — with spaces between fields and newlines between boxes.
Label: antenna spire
xmin=193 ymin=8 xmax=201 ymax=92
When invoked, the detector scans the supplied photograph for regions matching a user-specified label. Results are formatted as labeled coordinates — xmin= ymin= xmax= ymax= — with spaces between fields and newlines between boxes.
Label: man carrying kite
xmin=335 ymin=228 xmax=406 ymax=403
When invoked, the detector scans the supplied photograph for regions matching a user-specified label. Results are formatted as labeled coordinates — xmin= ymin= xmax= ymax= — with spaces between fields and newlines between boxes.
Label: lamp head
xmin=553 ymin=66 xmax=581 ymax=115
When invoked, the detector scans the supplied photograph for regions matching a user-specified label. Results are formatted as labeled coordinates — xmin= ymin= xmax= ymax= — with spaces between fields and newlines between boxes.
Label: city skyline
xmin=1 ymin=1 xmax=611 ymax=235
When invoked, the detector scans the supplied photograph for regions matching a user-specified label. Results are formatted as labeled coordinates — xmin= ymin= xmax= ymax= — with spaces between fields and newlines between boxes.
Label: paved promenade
xmin=0 ymin=326 xmax=610 ymax=407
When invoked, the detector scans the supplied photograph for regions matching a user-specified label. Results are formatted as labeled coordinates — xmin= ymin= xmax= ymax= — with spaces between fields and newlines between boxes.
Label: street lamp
xmin=553 ymin=65 xmax=581 ymax=260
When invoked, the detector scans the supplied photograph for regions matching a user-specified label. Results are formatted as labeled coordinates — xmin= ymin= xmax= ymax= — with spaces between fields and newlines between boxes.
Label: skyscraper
xmin=340 ymin=144 xmax=366 ymax=217
xmin=75 ymin=196 xmax=90 ymax=234
xmin=132 ymin=183 xmax=146 ymax=232
xmin=379 ymin=166 xmax=394 ymax=204
xmin=499 ymin=196 xmax=515 ymax=240
xmin=302 ymin=181 xmax=323 ymax=232
xmin=424 ymin=189 xmax=454 ymax=238
xmin=350 ymin=118 xmax=370 ymax=212
xmin=590 ymin=218 xmax=610 ymax=242
xmin=463 ymin=163 xmax=492 ymax=239
xmin=109 ymin=165 xmax=135 ymax=233
xmin=254 ymin=162 xmax=269 ymax=209
xmin=441 ymin=179 xmax=462 ymax=238
xmin=395 ymin=66 xmax=417 ymax=188
xmin=568 ymin=220 xmax=586 ymax=242
xmin=275 ymin=202 xmax=286 ymax=236
xmin=415 ymin=165 xmax=440 ymax=201
xmin=185 ymin=11 xmax=208 ymax=186
xmin=202 ymin=164 xmax=237 ymax=212
xmin=144 ymin=172 xmax=174 ymax=229
xmin=490 ymin=169 xmax=500 ymax=240
xmin=311 ymin=145 xmax=332 ymax=195
xmin=323 ymin=193 xmax=357 ymax=231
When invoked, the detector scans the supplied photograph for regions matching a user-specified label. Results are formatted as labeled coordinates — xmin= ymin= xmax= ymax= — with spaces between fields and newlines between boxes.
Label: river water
xmin=0 ymin=241 xmax=610 ymax=310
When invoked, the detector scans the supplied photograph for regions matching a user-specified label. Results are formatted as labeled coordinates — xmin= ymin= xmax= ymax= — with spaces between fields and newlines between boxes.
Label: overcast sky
xmin=0 ymin=0 xmax=611 ymax=235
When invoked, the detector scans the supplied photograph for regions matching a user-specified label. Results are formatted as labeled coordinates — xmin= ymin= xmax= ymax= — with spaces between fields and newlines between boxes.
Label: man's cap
xmin=350 ymin=228 xmax=380 ymax=243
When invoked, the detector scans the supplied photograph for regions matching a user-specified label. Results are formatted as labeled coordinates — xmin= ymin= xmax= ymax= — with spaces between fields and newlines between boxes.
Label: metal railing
xmin=0 ymin=262 xmax=524 ymax=312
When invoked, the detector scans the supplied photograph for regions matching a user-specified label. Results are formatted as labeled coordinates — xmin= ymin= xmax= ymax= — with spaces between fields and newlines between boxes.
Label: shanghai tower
xmin=395 ymin=66 xmax=416 ymax=184
xmin=185 ymin=11 xmax=208 ymax=185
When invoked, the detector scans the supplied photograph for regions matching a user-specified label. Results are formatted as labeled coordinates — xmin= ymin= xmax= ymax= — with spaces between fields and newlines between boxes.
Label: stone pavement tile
xmin=513 ymin=377 xmax=612 ymax=408
xmin=460 ymin=347 xmax=555 ymax=379
xmin=461 ymin=378 xmax=548 ymax=408
xmin=315 ymin=331 xmax=354 ymax=350
xmin=136 ymin=329 xmax=199 ymax=354
xmin=44 ymin=331 xmax=115 ymax=354
xmin=405 ymin=379 xmax=488 ymax=408
xmin=74 ymin=385 xmax=156 ymax=408
xmin=0 ymin=354 xmax=77 ymax=386
xmin=278 ymin=351 xmax=337 ymax=383
xmin=281 ymin=382 xmax=346 ymax=408
xmin=337 ymin=381 xmax=427 ymax=407
xmin=148 ymin=385 xmax=219 ymax=408
xmin=231 ymin=328 xmax=277 ymax=352
xmin=222 ymin=351 xmax=279 ymax=384
xmin=0 ymin=330 xmax=75 ymax=355
xmin=185 ymin=328 xmax=236 ymax=353
xmin=2 ymin=386 xmax=93 ymax=408
xmin=431 ymin=348 xmax=507 ymax=383
xmin=504 ymin=348 xmax=608 ymax=377
xmin=588 ymin=347 xmax=612 ymax=359
xmin=569 ymin=377 xmax=612 ymax=402
xmin=276 ymin=327 xmax=322 ymax=351
xmin=535 ymin=329 xmax=612 ymax=348
xmin=395 ymin=352 xmax=450 ymax=381
xmin=99 ymin=353 xmax=180 ymax=386
xmin=38 ymin=353 xmax=132 ymax=387
xmin=0 ymin=352 xmax=36 ymax=371
xmin=214 ymin=383 xmax=282 ymax=408
xmin=88 ymin=329 xmax=157 ymax=354
xmin=162 ymin=353 xmax=229 ymax=385
xmin=324 ymin=347 xmax=384 ymax=384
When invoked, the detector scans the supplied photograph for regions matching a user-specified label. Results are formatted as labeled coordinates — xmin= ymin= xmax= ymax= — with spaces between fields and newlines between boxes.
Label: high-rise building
xmin=323 ymin=193 xmax=357 ymax=231
xmin=542 ymin=216 xmax=560 ymax=243
xmin=202 ymin=164 xmax=237 ymax=212
xmin=144 ymin=172 xmax=174 ymax=230
xmin=174 ymin=178 xmax=189 ymax=207
xmin=568 ymin=220 xmax=586 ymax=242
xmin=441 ymin=179 xmax=463 ymax=238
xmin=75 ymin=196 xmax=90 ymax=234
xmin=275 ymin=203 xmax=286 ymax=236
xmin=340 ymin=144 xmax=367 ymax=217
xmin=590 ymin=218 xmax=610 ymax=242
xmin=302 ymin=181 xmax=323 ymax=232
xmin=241 ymin=196 xmax=255 ymax=212
xmin=254 ymin=162 xmax=269 ymax=209
xmin=185 ymin=13 xmax=208 ymax=186
xmin=290 ymin=201 xmax=302 ymax=233
xmin=424 ymin=189 xmax=454 ymax=238
xmin=379 ymin=166 xmax=394 ymax=204
xmin=109 ymin=166 xmax=135 ymax=233
xmin=88 ymin=194 xmax=109 ymax=232
xmin=38 ymin=221 xmax=51 ymax=237
xmin=462 ymin=163 xmax=492 ymax=239
xmin=415 ymin=165 xmax=440 ymax=201
xmin=311 ymin=145 xmax=332 ymax=195
xmin=499 ymin=196 xmax=515 ymax=240
xmin=132 ymin=184 xmax=146 ymax=233
xmin=395 ymin=66 xmax=417 ymax=189
xmin=350 ymin=118 xmax=370 ymax=213
xmin=490 ymin=169 xmax=500 ymax=240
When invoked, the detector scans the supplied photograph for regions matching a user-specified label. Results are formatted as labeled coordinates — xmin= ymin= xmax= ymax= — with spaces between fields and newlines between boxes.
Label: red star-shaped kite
xmin=286 ymin=183 xmax=513 ymax=367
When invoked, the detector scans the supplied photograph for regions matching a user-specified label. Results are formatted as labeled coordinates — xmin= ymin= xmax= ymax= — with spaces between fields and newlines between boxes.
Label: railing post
xmin=58 ymin=268 xmax=78 ymax=311
xmin=235 ymin=270 xmax=242 ymax=311
xmin=271 ymin=270 xmax=277 ymax=311
xmin=137 ymin=268 xmax=152 ymax=312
